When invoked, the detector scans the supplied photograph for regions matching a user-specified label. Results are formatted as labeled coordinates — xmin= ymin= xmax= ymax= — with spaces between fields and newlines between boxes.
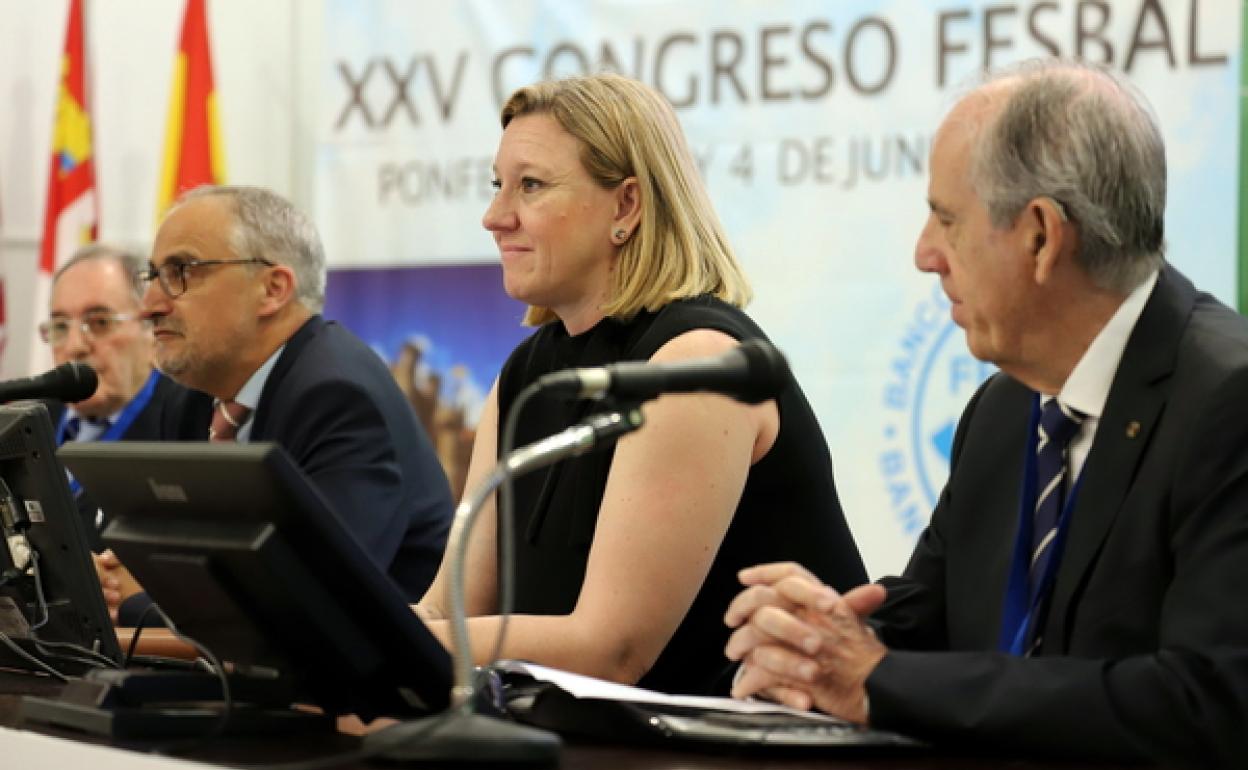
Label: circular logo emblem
xmin=879 ymin=283 xmax=993 ymax=538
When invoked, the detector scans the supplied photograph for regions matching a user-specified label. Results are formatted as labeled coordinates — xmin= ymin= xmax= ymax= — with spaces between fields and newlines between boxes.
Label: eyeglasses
xmin=138 ymin=257 xmax=275 ymax=298
xmin=39 ymin=312 xmax=145 ymax=346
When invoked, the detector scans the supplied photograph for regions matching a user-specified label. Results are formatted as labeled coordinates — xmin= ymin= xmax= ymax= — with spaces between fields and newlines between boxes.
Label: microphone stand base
xmin=365 ymin=709 xmax=561 ymax=764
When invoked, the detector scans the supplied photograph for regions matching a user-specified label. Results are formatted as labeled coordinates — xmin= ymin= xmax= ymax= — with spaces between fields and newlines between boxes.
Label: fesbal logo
xmin=879 ymin=282 xmax=993 ymax=538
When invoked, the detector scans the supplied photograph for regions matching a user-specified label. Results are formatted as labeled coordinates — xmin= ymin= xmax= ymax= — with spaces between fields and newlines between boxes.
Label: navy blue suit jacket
xmin=248 ymin=315 xmax=453 ymax=601
xmin=868 ymin=267 xmax=1248 ymax=767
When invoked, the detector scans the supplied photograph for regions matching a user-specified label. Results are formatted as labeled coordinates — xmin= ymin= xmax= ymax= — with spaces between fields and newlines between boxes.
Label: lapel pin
xmin=1125 ymin=420 xmax=1141 ymax=439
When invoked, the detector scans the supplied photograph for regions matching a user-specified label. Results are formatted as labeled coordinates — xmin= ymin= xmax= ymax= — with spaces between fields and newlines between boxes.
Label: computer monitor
xmin=58 ymin=441 xmax=452 ymax=721
xmin=0 ymin=402 xmax=121 ymax=672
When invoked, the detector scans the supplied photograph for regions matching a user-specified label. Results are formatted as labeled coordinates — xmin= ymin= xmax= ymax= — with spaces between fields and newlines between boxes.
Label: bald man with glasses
xmin=42 ymin=243 xmax=212 ymax=552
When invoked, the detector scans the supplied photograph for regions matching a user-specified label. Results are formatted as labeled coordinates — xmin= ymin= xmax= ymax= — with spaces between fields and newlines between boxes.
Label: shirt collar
xmin=65 ymin=404 xmax=119 ymax=425
xmin=232 ymin=344 xmax=285 ymax=412
xmin=1057 ymin=270 xmax=1159 ymax=419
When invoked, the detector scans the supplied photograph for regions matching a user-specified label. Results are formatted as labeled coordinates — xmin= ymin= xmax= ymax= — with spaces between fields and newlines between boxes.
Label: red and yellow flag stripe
xmin=156 ymin=0 xmax=225 ymax=219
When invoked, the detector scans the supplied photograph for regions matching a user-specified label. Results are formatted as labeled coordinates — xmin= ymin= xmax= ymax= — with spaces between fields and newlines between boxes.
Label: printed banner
xmin=324 ymin=263 xmax=530 ymax=500
xmin=317 ymin=0 xmax=1242 ymax=574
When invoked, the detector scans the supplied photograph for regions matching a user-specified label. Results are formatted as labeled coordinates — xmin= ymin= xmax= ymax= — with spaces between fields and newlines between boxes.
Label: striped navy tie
xmin=1027 ymin=398 xmax=1085 ymax=651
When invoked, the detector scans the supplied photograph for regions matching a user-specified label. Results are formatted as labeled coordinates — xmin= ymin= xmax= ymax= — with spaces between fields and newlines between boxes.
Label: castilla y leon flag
xmin=156 ymin=0 xmax=226 ymax=220
xmin=33 ymin=0 xmax=97 ymax=375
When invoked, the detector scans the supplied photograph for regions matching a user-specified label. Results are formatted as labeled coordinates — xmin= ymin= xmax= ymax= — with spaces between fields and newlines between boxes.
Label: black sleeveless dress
xmin=496 ymin=295 xmax=866 ymax=694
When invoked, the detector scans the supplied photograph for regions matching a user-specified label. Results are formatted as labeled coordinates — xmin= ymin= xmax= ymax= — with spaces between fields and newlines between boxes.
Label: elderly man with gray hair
xmin=98 ymin=185 xmax=453 ymax=624
xmin=724 ymin=59 xmax=1248 ymax=766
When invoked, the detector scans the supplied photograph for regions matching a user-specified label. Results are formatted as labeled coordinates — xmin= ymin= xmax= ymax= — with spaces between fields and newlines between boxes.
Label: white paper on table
xmin=496 ymin=660 xmax=849 ymax=724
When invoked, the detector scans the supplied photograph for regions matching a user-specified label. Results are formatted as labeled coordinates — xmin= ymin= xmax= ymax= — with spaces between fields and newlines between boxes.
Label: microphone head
xmin=56 ymin=361 xmax=99 ymax=403
xmin=734 ymin=339 xmax=791 ymax=404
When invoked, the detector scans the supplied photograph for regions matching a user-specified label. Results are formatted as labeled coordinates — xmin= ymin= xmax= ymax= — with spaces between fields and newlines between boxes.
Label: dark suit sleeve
xmin=872 ymin=376 xmax=997 ymax=651
xmin=272 ymin=379 xmax=411 ymax=569
xmin=865 ymin=369 xmax=1248 ymax=766
xmin=117 ymin=592 xmax=158 ymax=627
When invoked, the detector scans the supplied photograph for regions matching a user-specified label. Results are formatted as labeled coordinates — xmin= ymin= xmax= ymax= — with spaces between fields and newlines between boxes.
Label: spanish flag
xmin=32 ymin=0 xmax=97 ymax=375
xmin=156 ymin=0 xmax=225 ymax=219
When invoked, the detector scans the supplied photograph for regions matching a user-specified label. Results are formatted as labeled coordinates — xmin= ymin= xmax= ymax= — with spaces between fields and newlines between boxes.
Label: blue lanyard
xmin=59 ymin=369 xmax=160 ymax=496
xmin=997 ymin=394 xmax=1084 ymax=655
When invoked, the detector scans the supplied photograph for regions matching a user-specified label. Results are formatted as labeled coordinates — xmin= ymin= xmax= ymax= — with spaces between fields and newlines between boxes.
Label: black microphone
xmin=0 ymin=361 xmax=98 ymax=404
xmin=536 ymin=338 xmax=790 ymax=404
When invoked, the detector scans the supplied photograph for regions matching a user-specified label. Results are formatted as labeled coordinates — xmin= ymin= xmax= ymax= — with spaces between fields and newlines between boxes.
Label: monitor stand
xmin=364 ymin=705 xmax=561 ymax=764
xmin=18 ymin=667 xmax=331 ymax=738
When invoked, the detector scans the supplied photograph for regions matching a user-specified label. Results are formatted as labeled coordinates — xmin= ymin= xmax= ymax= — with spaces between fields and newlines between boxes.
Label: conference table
xmin=1 ymin=668 xmax=1162 ymax=769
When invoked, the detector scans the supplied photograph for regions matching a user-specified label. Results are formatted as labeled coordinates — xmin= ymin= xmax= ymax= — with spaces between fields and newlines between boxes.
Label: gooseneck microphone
xmin=0 ymin=361 xmax=98 ymax=404
xmin=535 ymin=338 xmax=791 ymax=404
xmin=390 ymin=407 xmax=641 ymax=763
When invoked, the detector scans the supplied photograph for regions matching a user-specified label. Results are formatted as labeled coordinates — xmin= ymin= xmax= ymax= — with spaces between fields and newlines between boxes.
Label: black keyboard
xmin=647 ymin=707 xmax=923 ymax=747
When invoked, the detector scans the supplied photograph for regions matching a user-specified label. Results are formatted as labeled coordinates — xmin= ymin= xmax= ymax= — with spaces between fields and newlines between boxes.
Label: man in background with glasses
xmin=42 ymin=244 xmax=211 ymax=553
xmin=96 ymin=185 xmax=454 ymax=626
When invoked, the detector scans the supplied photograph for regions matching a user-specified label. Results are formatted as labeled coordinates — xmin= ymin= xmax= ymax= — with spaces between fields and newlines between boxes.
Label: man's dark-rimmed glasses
xmin=138 ymin=257 xmax=275 ymax=298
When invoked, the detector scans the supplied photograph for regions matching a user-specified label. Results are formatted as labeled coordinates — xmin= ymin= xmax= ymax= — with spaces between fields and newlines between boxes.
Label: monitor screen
xmin=0 ymin=403 xmax=121 ymax=673
xmin=58 ymin=441 xmax=452 ymax=721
